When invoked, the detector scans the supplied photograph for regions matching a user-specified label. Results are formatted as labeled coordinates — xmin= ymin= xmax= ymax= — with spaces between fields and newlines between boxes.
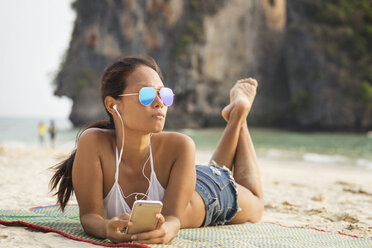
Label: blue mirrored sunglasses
xmin=119 ymin=87 xmax=174 ymax=106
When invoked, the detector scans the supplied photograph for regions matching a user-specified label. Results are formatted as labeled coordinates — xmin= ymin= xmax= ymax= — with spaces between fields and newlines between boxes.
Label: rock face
xmin=285 ymin=0 xmax=372 ymax=131
xmin=55 ymin=0 xmax=287 ymax=128
xmin=55 ymin=0 xmax=372 ymax=131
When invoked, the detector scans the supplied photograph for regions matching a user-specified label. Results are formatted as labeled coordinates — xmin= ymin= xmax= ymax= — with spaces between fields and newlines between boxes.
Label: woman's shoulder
xmin=154 ymin=131 xmax=195 ymax=151
xmin=77 ymin=128 xmax=114 ymax=148
xmin=152 ymin=132 xmax=195 ymax=179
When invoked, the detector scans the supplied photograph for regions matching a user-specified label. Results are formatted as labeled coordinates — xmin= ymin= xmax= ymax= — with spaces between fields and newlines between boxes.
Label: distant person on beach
xmin=49 ymin=120 xmax=56 ymax=149
xmin=38 ymin=122 xmax=46 ymax=146
xmin=50 ymin=55 xmax=263 ymax=244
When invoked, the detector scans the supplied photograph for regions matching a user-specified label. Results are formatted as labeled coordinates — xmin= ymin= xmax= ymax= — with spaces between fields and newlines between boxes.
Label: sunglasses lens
xmin=139 ymin=87 xmax=156 ymax=106
xmin=160 ymin=88 xmax=174 ymax=106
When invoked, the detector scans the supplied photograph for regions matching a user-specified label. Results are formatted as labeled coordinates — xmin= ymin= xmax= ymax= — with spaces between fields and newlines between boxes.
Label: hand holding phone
xmin=126 ymin=200 xmax=163 ymax=234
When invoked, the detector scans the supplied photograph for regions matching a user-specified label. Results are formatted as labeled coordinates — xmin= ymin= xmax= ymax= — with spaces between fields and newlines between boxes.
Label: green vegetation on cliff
xmin=308 ymin=0 xmax=372 ymax=107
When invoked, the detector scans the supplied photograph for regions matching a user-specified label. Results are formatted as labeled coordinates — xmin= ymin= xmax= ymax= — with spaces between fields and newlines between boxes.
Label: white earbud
xmin=113 ymin=104 xmax=120 ymax=116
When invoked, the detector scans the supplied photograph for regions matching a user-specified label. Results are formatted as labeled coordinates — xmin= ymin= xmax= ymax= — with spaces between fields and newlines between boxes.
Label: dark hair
xmin=50 ymin=55 xmax=163 ymax=210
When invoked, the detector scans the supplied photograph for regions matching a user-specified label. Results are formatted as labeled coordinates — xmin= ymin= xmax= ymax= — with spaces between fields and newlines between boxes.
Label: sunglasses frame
xmin=119 ymin=87 xmax=174 ymax=106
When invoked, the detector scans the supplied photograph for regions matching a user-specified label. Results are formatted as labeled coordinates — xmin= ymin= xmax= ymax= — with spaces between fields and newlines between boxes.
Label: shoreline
xmin=0 ymin=147 xmax=371 ymax=247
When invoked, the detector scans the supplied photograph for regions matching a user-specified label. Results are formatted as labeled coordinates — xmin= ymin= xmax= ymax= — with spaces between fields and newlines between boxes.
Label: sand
xmin=0 ymin=146 xmax=371 ymax=247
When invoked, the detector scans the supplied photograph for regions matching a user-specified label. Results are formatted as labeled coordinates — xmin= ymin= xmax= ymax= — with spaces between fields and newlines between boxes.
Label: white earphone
xmin=112 ymin=104 xmax=124 ymax=164
xmin=111 ymin=103 xmax=151 ymax=201
xmin=113 ymin=104 xmax=119 ymax=115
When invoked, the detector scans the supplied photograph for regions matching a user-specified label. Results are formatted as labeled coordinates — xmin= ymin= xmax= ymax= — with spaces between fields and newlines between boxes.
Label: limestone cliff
xmin=285 ymin=0 xmax=372 ymax=130
xmin=55 ymin=0 xmax=287 ymax=128
xmin=55 ymin=0 xmax=372 ymax=131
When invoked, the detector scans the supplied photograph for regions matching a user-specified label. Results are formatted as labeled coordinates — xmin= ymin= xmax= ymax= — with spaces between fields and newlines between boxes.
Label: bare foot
xmin=221 ymin=78 xmax=258 ymax=122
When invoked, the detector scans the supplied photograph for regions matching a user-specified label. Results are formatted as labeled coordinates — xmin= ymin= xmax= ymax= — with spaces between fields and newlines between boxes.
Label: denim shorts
xmin=195 ymin=162 xmax=239 ymax=226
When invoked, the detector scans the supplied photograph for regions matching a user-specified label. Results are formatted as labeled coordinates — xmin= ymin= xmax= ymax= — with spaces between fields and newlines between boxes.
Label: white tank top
xmin=103 ymin=143 xmax=165 ymax=219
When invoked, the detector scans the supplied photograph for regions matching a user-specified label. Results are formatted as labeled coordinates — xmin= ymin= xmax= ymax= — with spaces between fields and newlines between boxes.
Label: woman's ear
xmin=105 ymin=96 xmax=119 ymax=116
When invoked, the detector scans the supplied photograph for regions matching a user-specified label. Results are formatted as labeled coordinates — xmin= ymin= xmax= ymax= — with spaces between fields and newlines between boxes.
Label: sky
xmin=0 ymin=0 xmax=75 ymax=119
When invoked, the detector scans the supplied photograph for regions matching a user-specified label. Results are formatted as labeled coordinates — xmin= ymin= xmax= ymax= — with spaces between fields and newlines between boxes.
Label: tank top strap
xmin=114 ymin=147 xmax=120 ymax=182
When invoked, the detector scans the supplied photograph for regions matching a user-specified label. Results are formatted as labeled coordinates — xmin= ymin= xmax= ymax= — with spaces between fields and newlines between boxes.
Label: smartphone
xmin=126 ymin=200 xmax=163 ymax=234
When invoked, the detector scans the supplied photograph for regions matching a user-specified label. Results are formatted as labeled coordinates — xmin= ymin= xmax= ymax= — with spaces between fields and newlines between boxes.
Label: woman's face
xmin=119 ymin=65 xmax=168 ymax=133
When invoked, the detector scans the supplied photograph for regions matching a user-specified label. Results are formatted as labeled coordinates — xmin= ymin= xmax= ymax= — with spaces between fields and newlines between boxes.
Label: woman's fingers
xmin=109 ymin=230 xmax=129 ymax=243
xmin=108 ymin=218 xmax=132 ymax=230
xmin=118 ymin=212 xmax=131 ymax=221
xmin=133 ymin=229 xmax=170 ymax=244
xmin=106 ymin=218 xmax=133 ymax=243
xmin=136 ymin=237 xmax=167 ymax=244
xmin=155 ymin=214 xmax=165 ymax=229
xmin=131 ymin=228 xmax=166 ymax=242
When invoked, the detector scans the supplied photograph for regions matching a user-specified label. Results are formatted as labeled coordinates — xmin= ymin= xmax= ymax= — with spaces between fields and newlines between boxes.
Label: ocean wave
xmin=265 ymin=149 xmax=300 ymax=159
xmin=261 ymin=149 xmax=372 ymax=169
xmin=356 ymin=159 xmax=372 ymax=170
xmin=303 ymin=153 xmax=349 ymax=164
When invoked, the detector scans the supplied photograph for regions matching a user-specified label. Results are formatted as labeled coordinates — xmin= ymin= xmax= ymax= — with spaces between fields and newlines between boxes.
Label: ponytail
xmin=49 ymin=119 xmax=114 ymax=211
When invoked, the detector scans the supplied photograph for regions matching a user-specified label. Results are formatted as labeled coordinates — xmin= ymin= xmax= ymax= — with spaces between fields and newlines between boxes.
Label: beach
xmin=0 ymin=146 xmax=371 ymax=247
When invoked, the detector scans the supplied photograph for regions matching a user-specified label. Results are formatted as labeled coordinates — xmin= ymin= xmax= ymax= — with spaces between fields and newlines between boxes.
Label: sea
xmin=0 ymin=116 xmax=371 ymax=169
xmin=0 ymin=116 xmax=79 ymax=150
xmin=176 ymin=128 xmax=372 ymax=170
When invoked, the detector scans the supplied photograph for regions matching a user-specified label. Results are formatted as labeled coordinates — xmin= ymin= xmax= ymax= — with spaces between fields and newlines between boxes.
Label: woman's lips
xmin=152 ymin=112 xmax=165 ymax=119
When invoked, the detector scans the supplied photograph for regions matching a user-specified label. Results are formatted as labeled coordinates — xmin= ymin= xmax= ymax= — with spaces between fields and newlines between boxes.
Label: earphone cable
xmin=115 ymin=109 xmax=151 ymax=201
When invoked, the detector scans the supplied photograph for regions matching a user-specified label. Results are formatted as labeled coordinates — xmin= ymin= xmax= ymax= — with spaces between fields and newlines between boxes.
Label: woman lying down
xmin=50 ymin=55 xmax=263 ymax=244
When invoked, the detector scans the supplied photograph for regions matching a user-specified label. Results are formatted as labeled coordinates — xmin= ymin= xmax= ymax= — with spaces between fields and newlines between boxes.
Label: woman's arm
xmin=72 ymin=129 xmax=132 ymax=242
xmin=132 ymin=133 xmax=196 ymax=244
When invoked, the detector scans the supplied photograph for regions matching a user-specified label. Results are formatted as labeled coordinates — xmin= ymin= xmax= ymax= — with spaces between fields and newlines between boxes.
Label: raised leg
xmin=233 ymin=123 xmax=262 ymax=197
xmin=228 ymin=121 xmax=263 ymax=224
xmin=209 ymin=78 xmax=256 ymax=169
xmin=208 ymin=113 xmax=241 ymax=170
xmin=211 ymin=78 xmax=264 ymax=223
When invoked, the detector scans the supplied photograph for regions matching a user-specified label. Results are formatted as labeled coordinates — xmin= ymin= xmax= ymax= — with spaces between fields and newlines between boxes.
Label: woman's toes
xmin=247 ymin=78 xmax=258 ymax=87
xmin=225 ymin=78 xmax=258 ymax=121
xmin=236 ymin=78 xmax=258 ymax=88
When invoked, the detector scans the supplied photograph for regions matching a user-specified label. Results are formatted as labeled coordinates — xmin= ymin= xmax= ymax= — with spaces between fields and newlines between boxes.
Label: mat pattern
xmin=0 ymin=205 xmax=371 ymax=247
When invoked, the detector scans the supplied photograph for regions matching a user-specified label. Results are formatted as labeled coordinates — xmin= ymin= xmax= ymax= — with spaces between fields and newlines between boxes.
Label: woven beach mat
xmin=0 ymin=205 xmax=371 ymax=248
